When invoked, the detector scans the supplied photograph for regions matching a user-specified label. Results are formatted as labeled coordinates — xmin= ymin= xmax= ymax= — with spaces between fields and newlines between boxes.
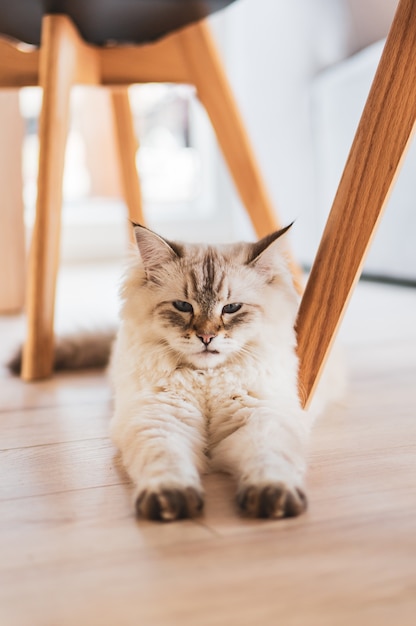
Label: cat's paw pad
xmin=237 ymin=483 xmax=307 ymax=519
xmin=135 ymin=487 xmax=204 ymax=522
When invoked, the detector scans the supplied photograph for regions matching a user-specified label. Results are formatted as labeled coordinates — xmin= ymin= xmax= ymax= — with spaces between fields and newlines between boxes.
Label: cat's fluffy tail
xmin=7 ymin=329 xmax=116 ymax=375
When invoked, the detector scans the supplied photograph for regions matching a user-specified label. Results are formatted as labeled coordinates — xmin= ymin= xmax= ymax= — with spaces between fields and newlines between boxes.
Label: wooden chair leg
xmin=0 ymin=91 xmax=26 ymax=313
xmin=176 ymin=24 xmax=278 ymax=235
xmin=110 ymin=88 xmax=145 ymax=228
xmin=21 ymin=16 xmax=98 ymax=380
xmin=296 ymin=0 xmax=416 ymax=408
xmin=75 ymin=89 xmax=122 ymax=199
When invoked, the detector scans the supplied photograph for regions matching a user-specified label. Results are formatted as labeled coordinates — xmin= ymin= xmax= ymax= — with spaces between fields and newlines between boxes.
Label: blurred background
xmin=5 ymin=0 xmax=414 ymax=284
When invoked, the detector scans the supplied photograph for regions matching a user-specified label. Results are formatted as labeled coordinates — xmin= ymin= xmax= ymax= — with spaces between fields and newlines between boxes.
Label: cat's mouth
xmin=200 ymin=348 xmax=219 ymax=356
xmin=185 ymin=346 xmax=225 ymax=369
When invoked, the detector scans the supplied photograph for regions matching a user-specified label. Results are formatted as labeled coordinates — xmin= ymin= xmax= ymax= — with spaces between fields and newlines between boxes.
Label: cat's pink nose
xmin=197 ymin=333 xmax=216 ymax=346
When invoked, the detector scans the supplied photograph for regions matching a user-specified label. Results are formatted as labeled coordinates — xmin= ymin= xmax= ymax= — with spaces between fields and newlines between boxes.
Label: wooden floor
xmin=1 ymin=264 xmax=416 ymax=626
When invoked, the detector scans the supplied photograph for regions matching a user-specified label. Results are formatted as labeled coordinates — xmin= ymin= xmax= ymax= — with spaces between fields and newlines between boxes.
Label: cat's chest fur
xmin=152 ymin=362 xmax=264 ymax=419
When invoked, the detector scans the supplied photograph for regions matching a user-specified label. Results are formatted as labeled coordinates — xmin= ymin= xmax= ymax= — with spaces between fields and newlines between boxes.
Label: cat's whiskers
xmin=143 ymin=337 xmax=183 ymax=368
xmin=235 ymin=342 xmax=262 ymax=366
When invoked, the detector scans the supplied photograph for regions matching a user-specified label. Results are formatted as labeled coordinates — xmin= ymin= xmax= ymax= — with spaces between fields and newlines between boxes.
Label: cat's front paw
xmin=237 ymin=483 xmax=307 ymax=519
xmin=135 ymin=487 xmax=204 ymax=522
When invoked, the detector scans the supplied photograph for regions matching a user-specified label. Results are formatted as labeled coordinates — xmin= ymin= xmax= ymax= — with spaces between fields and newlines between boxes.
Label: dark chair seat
xmin=0 ymin=0 xmax=236 ymax=46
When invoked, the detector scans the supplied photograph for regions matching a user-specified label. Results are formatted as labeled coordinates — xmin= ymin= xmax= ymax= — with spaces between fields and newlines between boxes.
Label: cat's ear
xmin=247 ymin=223 xmax=293 ymax=274
xmin=133 ymin=224 xmax=182 ymax=274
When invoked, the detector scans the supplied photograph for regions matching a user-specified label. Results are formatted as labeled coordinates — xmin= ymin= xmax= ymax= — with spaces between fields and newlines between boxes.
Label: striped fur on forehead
xmin=184 ymin=246 xmax=228 ymax=311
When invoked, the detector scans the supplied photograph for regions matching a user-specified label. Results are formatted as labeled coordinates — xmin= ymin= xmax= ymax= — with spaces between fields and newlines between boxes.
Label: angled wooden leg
xmin=296 ymin=0 xmax=416 ymax=408
xmin=111 ymin=88 xmax=145 ymax=227
xmin=22 ymin=16 xmax=99 ymax=380
xmin=177 ymin=21 xmax=277 ymax=237
xmin=175 ymin=24 xmax=278 ymax=235
xmin=22 ymin=17 xmax=77 ymax=380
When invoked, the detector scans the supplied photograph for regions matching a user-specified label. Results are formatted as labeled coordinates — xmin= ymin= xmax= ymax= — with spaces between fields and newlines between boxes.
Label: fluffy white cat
xmin=109 ymin=224 xmax=338 ymax=521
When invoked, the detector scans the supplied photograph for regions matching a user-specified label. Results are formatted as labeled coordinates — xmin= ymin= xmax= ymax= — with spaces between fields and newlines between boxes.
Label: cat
xmin=8 ymin=223 xmax=341 ymax=521
xmin=109 ymin=224 xmax=340 ymax=521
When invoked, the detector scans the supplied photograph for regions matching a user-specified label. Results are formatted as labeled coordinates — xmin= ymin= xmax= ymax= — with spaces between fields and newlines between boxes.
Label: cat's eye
xmin=222 ymin=303 xmax=242 ymax=315
xmin=173 ymin=300 xmax=194 ymax=314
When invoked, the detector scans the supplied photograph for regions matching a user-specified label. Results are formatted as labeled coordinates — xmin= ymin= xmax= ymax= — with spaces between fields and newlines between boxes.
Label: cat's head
xmin=126 ymin=224 xmax=298 ymax=369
